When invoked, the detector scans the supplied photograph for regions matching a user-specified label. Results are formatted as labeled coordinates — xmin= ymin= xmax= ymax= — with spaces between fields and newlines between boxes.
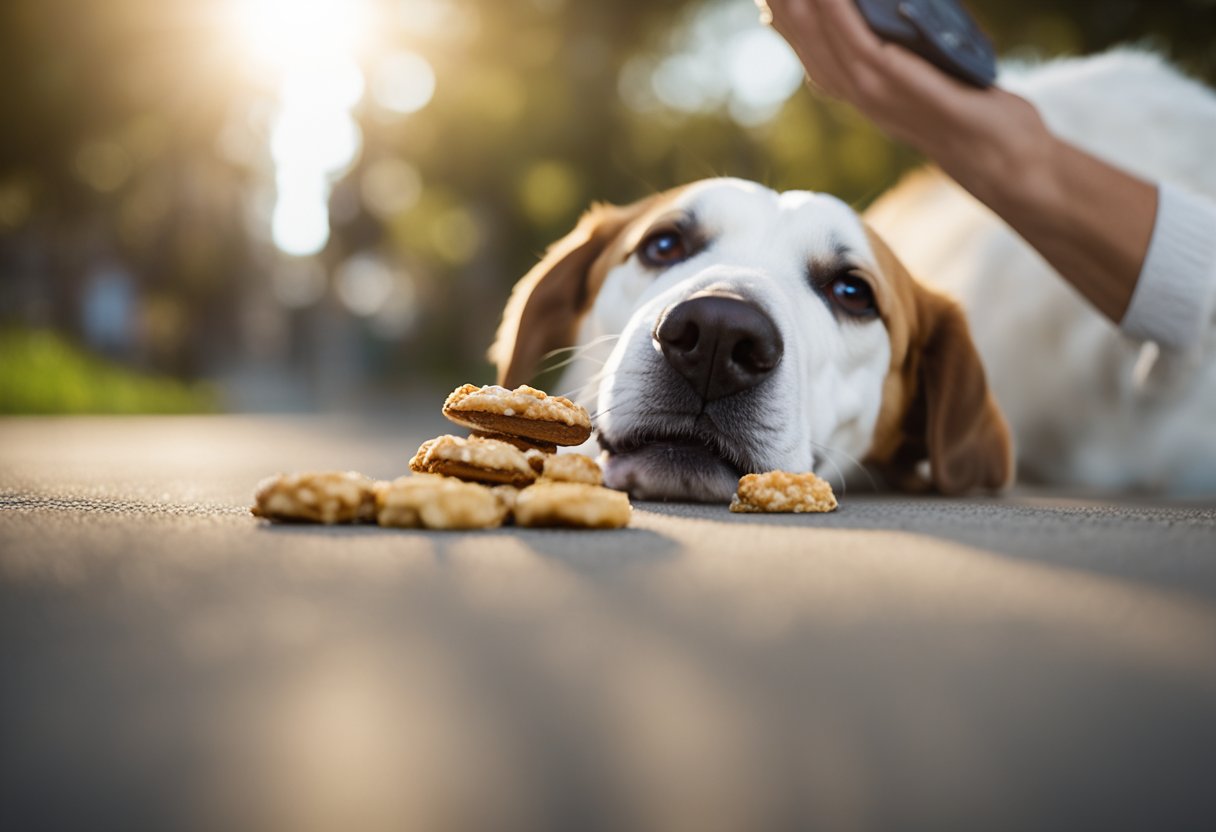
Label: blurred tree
xmin=1 ymin=0 xmax=1213 ymax=406
xmin=0 ymin=0 xmax=253 ymax=379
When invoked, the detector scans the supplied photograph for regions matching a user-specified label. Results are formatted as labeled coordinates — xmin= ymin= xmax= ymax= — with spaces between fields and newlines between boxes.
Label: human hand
xmin=756 ymin=0 xmax=1046 ymax=180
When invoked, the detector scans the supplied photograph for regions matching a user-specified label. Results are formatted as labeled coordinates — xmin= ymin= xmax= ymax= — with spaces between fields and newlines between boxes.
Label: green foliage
xmin=0 ymin=329 xmax=216 ymax=414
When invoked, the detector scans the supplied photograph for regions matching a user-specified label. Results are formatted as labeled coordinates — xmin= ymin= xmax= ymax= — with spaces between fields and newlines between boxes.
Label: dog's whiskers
xmin=558 ymin=375 xmax=606 ymax=403
xmin=588 ymin=403 xmax=629 ymax=423
xmin=558 ymin=365 xmax=624 ymax=402
xmin=808 ymin=440 xmax=878 ymax=494
xmin=538 ymin=336 xmax=620 ymax=377
xmin=814 ymin=453 xmax=849 ymax=496
xmin=540 ymin=352 xmax=608 ymax=377
xmin=538 ymin=334 xmax=620 ymax=363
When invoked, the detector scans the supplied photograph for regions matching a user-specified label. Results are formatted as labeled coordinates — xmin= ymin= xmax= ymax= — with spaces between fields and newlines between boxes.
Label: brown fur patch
xmin=491 ymin=188 xmax=689 ymax=388
xmin=862 ymin=225 xmax=1013 ymax=494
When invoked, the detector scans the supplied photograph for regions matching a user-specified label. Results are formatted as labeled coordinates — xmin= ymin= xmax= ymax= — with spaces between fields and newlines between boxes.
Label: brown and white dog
xmin=490 ymin=51 xmax=1216 ymax=501
xmin=490 ymin=178 xmax=1010 ymax=500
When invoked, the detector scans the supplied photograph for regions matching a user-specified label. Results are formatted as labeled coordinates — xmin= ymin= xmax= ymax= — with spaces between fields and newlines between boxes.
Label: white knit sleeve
xmin=1120 ymin=182 xmax=1216 ymax=350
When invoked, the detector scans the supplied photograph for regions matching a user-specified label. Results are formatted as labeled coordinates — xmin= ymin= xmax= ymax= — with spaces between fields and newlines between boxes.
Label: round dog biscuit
xmin=375 ymin=474 xmax=509 ymax=530
xmin=252 ymin=471 xmax=377 ymax=524
xmin=513 ymin=481 xmax=631 ymax=529
xmin=443 ymin=384 xmax=591 ymax=447
xmin=409 ymin=434 xmax=538 ymax=488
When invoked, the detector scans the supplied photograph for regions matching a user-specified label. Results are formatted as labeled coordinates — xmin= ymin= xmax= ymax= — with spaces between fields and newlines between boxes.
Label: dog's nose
xmin=655 ymin=293 xmax=783 ymax=401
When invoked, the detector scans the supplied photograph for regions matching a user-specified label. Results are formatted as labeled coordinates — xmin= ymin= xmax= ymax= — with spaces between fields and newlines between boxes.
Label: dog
xmin=490 ymin=50 xmax=1216 ymax=501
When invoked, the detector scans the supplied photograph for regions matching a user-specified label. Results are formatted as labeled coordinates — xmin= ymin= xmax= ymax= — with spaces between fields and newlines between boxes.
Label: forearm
xmin=914 ymin=92 xmax=1158 ymax=324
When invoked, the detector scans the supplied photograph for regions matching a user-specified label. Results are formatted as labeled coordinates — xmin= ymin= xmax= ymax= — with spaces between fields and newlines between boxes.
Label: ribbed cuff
xmin=1121 ymin=182 xmax=1216 ymax=350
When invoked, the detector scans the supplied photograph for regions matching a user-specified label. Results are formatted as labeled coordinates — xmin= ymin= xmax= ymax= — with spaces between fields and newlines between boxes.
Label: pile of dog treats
xmin=251 ymin=384 xmax=630 ymax=530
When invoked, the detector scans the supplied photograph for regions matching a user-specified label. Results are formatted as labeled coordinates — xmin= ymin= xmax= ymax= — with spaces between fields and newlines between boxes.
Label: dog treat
xmin=730 ymin=471 xmax=838 ymax=514
xmin=513 ymin=481 xmax=631 ymax=529
xmin=470 ymin=429 xmax=558 ymax=456
xmin=523 ymin=447 xmax=549 ymax=474
xmin=375 ymin=474 xmax=510 ymax=530
xmin=492 ymin=484 xmax=520 ymax=515
xmin=409 ymin=433 xmax=538 ymax=488
xmin=250 ymin=383 xmax=632 ymax=533
xmin=251 ymin=471 xmax=377 ymax=524
xmin=541 ymin=453 xmax=603 ymax=486
xmin=443 ymin=384 xmax=592 ymax=447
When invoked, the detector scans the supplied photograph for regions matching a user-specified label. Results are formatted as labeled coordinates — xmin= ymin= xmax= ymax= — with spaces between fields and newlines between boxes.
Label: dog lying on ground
xmin=490 ymin=50 xmax=1216 ymax=501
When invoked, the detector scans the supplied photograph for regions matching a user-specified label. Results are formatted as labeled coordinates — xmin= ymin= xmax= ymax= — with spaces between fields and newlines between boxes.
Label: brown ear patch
xmin=863 ymin=226 xmax=1013 ymax=495
xmin=490 ymin=192 xmax=674 ymax=388
xmin=915 ymin=291 xmax=1014 ymax=494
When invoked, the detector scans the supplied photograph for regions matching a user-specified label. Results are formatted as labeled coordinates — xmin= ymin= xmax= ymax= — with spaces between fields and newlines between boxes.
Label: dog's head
xmin=491 ymin=178 xmax=1012 ymax=500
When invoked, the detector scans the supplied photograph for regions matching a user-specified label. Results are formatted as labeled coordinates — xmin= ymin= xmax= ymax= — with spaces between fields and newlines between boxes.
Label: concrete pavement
xmin=2 ymin=415 xmax=1215 ymax=831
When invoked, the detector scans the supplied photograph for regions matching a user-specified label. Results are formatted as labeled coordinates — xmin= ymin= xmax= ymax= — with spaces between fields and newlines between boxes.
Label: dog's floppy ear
xmin=865 ymin=227 xmax=1013 ymax=494
xmin=910 ymin=288 xmax=1014 ymax=494
xmin=490 ymin=195 xmax=662 ymax=387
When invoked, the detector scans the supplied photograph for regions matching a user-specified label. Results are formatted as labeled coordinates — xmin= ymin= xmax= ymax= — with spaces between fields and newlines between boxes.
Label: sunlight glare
xmin=372 ymin=50 xmax=437 ymax=115
xmin=271 ymin=105 xmax=362 ymax=178
xmin=233 ymin=0 xmax=370 ymax=256
xmin=336 ymin=253 xmax=395 ymax=317
xmin=623 ymin=1 xmax=803 ymax=126
xmin=236 ymin=0 xmax=367 ymax=72
xmin=272 ymin=173 xmax=331 ymax=257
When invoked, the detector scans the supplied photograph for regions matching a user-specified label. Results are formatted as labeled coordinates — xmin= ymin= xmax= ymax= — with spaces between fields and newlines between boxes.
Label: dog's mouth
xmin=597 ymin=424 xmax=751 ymax=502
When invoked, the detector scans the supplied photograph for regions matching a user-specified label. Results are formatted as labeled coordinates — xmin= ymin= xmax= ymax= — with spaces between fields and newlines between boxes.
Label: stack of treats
xmin=253 ymin=384 xmax=631 ymax=530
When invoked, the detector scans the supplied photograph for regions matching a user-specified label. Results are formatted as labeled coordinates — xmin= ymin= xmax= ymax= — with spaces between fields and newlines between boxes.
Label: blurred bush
xmin=0 ymin=329 xmax=216 ymax=414
xmin=0 ymin=0 xmax=1212 ymax=411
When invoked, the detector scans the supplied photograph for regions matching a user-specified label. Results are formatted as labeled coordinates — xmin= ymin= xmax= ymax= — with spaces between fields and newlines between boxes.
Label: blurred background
xmin=1 ymin=0 xmax=1213 ymax=414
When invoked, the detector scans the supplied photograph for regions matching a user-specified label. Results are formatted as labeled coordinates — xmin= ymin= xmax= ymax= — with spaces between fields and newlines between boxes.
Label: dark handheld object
xmin=854 ymin=0 xmax=997 ymax=88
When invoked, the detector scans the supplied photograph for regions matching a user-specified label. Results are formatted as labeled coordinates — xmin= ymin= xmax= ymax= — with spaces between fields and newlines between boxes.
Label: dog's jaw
xmin=600 ymin=439 xmax=741 ymax=501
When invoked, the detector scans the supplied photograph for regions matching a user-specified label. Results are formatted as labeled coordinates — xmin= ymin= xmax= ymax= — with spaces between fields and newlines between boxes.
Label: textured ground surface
xmin=2 ymin=415 xmax=1216 ymax=831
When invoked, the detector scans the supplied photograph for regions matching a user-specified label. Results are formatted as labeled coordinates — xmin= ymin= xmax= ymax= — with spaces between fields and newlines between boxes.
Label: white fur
xmin=866 ymin=49 xmax=1216 ymax=492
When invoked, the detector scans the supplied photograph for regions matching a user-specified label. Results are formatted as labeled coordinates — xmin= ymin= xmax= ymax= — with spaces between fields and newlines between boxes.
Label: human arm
xmin=759 ymin=0 xmax=1202 ymax=337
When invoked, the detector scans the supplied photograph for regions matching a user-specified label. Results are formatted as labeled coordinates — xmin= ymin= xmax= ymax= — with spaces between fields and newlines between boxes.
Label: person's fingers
xmin=764 ymin=0 xmax=851 ymax=99
xmin=805 ymin=0 xmax=902 ymax=107
xmin=769 ymin=0 xmax=1008 ymax=151
xmin=795 ymin=0 xmax=877 ymax=101
xmin=812 ymin=0 xmax=887 ymax=58
xmin=815 ymin=0 xmax=975 ymax=101
xmin=814 ymin=0 xmax=972 ymax=114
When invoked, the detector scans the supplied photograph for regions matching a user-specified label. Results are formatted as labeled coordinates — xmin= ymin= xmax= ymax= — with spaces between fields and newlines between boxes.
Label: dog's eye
xmin=639 ymin=230 xmax=688 ymax=267
xmin=828 ymin=273 xmax=878 ymax=317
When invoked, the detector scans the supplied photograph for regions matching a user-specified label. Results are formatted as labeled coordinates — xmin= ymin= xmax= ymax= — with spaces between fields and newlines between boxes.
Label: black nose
xmin=655 ymin=293 xmax=784 ymax=401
